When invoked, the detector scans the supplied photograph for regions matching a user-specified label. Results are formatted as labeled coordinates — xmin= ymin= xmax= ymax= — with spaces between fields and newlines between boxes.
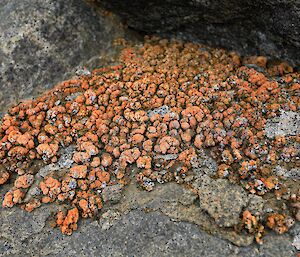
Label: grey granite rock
xmin=193 ymin=175 xmax=249 ymax=227
xmin=1 ymin=177 xmax=298 ymax=256
xmin=247 ymin=194 xmax=265 ymax=216
xmin=0 ymin=0 xmax=131 ymax=113
xmin=98 ymin=0 xmax=300 ymax=67
xmin=0 ymin=206 xmax=297 ymax=257
xmin=0 ymin=209 xmax=240 ymax=257
xmin=116 ymin=182 xmax=254 ymax=246
xmin=102 ymin=184 xmax=124 ymax=204
xmin=0 ymin=205 xmax=52 ymax=242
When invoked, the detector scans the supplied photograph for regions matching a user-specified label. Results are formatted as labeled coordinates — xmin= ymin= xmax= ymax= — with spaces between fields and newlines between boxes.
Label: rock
xmin=289 ymin=222 xmax=300 ymax=237
xmin=0 ymin=205 xmax=52 ymax=242
xmin=193 ymin=175 xmax=249 ymax=227
xmin=117 ymin=182 xmax=254 ymax=246
xmin=102 ymin=184 xmax=124 ymax=204
xmin=290 ymin=223 xmax=300 ymax=251
xmin=99 ymin=210 xmax=122 ymax=230
xmin=292 ymin=234 xmax=300 ymax=251
xmin=0 ymin=210 xmax=241 ymax=257
xmin=178 ymin=187 xmax=198 ymax=206
xmin=247 ymin=195 xmax=265 ymax=216
xmin=57 ymin=146 xmax=76 ymax=169
xmin=0 ymin=0 xmax=131 ymax=112
xmin=1 ymin=180 xmax=297 ymax=255
xmin=98 ymin=0 xmax=300 ymax=67
xmin=254 ymin=232 xmax=296 ymax=257
xmin=0 ymin=206 xmax=297 ymax=256
xmin=238 ymin=231 xmax=296 ymax=257
xmin=191 ymin=149 xmax=218 ymax=176
xmin=265 ymin=111 xmax=300 ymax=139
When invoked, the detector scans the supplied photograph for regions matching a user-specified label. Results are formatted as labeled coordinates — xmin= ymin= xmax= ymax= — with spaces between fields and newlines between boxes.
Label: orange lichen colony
xmin=0 ymin=37 xmax=299 ymax=236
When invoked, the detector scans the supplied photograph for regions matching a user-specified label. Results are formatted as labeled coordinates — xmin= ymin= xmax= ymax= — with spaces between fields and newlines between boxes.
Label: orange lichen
xmin=57 ymin=207 xmax=79 ymax=235
xmin=0 ymin=170 xmax=10 ymax=185
xmin=242 ymin=210 xmax=258 ymax=231
xmin=21 ymin=199 xmax=41 ymax=212
xmin=14 ymin=174 xmax=34 ymax=189
xmin=0 ymin=37 xmax=299 ymax=239
xmin=2 ymin=191 xmax=14 ymax=207
xmin=69 ymin=165 xmax=88 ymax=179
xmin=243 ymin=56 xmax=267 ymax=68
xmin=101 ymin=153 xmax=113 ymax=167
xmin=77 ymin=194 xmax=102 ymax=218
xmin=97 ymin=170 xmax=110 ymax=183
xmin=36 ymin=143 xmax=59 ymax=160
xmin=40 ymin=176 xmax=61 ymax=198
xmin=137 ymin=155 xmax=152 ymax=169
xmin=266 ymin=213 xmax=289 ymax=234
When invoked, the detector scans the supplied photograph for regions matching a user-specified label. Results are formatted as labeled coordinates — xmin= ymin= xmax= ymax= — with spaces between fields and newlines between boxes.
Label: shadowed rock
xmin=98 ymin=0 xmax=300 ymax=67
xmin=0 ymin=0 xmax=133 ymax=113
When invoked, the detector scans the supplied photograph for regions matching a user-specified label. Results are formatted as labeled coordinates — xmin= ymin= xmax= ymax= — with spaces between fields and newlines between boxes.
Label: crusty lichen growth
xmin=0 ymin=37 xmax=299 ymax=238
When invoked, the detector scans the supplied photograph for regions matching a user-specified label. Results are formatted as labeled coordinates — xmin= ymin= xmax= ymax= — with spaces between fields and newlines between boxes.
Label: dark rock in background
xmin=98 ymin=0 xmax=300 ymax=68
xmin=0 ymin=0 xmax=133 ymax=113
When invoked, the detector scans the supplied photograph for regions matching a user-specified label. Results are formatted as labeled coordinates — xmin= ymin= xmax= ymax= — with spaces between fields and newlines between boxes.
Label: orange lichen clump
xmin=242 ymin=210 xmax=265 ymax=244
xmin=56 ymin=208 xmax=79 ymax=235
xmin=70 ymin=165 xmax=88 ymax=179
xmin=266 ymin=213 xmax=291 ymax=234
xmin=0 ymin=170 xmax=10 ymax=185
xmin=40 ymin=176 xmax=61 ymax=201
xmin=0 ymin=37 xmax=299 ymax=237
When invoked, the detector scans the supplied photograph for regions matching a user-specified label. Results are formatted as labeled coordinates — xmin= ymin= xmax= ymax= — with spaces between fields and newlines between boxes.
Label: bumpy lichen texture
xmin=0 ymin=37 xmax=299 ymax=239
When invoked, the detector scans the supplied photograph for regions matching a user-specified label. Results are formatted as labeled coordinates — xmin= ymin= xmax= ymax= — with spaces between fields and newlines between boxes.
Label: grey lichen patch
xmin=147 ymin=105 xmax=172 ymax=118
xmin=38 ymin=145 xmax=75 ymax=178
xmin=265 ymin=110 xmax=300 ymax=138
xmin=274 ymin=166 xmax=300 ymax=180
xmin=57 ymin=146 xmax=76 ymax=169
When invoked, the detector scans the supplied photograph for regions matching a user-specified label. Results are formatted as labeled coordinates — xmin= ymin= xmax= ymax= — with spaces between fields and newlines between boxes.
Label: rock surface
xmin=98 ymin=0 xmax=300 ymax=67
xmin=115 ymin=182 xmax=255 ymax=247
xmin=0 ymin=0 xmax=132 ymax=113
xmin=0 ymin=195 xmax=297 ymax=256
xmin=1 ymin=149 xmax=297 ymax=255
xmin=0 ymin=134 xmax=298 ymax=255
xmin=193 ymin=175 xmax=249 ymax=227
